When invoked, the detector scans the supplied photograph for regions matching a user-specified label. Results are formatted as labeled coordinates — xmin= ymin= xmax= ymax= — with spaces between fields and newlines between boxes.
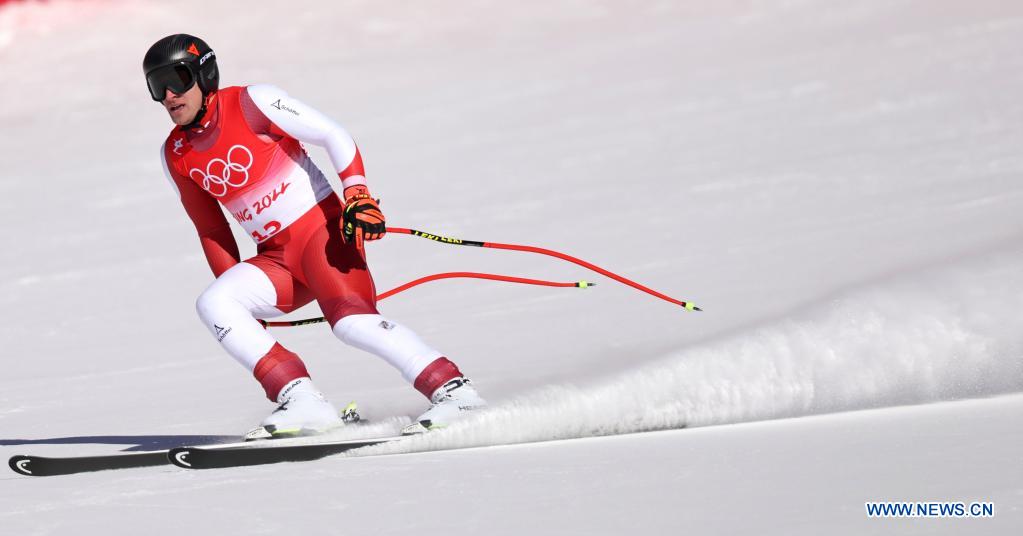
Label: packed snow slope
xmin=1 ymin=0 xmax=1022 ymax=534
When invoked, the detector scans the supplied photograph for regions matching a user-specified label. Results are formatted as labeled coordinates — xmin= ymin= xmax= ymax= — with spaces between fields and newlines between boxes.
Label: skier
xmin=144 ymin=34 xmax=485 ymax=438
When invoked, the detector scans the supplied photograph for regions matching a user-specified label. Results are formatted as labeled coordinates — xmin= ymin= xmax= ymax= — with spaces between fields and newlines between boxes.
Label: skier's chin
xmin=169 ymin=107 xmax=197 ymax=126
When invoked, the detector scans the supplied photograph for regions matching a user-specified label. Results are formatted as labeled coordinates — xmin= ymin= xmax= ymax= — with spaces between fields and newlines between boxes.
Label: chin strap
xmin=183 ymin=91 xmax=217 ymax=131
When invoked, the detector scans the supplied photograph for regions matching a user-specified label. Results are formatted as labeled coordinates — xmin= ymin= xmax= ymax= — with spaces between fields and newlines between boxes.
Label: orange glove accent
xmin=342 ymin=185 xmax=385 ymax=249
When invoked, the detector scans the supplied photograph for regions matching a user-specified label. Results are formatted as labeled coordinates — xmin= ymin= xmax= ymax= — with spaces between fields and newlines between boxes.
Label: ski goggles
xmin=145 ymin=63 xmax=197 ymax=101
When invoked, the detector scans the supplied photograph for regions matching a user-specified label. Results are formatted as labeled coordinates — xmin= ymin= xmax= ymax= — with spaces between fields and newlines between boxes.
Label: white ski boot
xmin=245 ymin=378 xmax=357 ymax=440
xmin=402 ymin=377 xmax=487 ymax=435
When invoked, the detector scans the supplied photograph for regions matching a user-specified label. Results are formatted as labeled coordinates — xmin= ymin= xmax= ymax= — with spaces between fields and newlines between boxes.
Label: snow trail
xmin=357 ymin=245 xmax=1023 ymax=455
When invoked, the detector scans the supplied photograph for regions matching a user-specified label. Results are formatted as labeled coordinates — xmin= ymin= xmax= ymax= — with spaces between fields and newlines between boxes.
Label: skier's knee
xmin=331 ymin=314 xmax=438 ymax=357
xmin=195 ymin=284 xmax=232 ymax=322
xmin=331 ymin=313 xmax=379 ymax=345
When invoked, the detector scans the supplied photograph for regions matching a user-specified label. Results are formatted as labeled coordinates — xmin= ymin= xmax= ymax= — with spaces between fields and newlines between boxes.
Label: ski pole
xmin=389 ymin=227 xmax=701 ymax=311
xmin=260 ymin=225 xmax=699 ymax=328
xmin=260 ymin=272 xmax=592 ymax=327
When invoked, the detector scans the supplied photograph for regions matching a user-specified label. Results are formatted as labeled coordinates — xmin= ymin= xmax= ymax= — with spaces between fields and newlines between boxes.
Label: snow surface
xmin=1 ymin=0 xmax=1022 ymax=534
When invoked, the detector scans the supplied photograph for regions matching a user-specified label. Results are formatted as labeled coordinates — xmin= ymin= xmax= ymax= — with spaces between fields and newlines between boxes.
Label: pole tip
xmin=577 ymin=281 xmax=595 ymax=288
xmin=683 ymin=303 xmax=702 ymax=312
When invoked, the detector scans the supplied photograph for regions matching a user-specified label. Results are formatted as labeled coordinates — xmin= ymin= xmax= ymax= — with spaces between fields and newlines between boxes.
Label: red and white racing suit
xmin=160 ymin=84 xmax=462 ymax=401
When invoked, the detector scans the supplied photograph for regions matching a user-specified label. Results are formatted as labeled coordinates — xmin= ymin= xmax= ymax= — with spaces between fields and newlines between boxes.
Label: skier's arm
xmin=161 ymin=148 xmax=240 ymax=277
xmin=243 ymin=84 xmax=366 ymax=189
xmin=243 ymin=84 xmax=385 ymax=246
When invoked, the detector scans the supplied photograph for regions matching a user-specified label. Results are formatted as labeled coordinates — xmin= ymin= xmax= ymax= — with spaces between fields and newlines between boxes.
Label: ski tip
xmin=9 ymin=455 xmax=35 ymax=476
xmin=168 ymin=448 xmax=194 ymax=469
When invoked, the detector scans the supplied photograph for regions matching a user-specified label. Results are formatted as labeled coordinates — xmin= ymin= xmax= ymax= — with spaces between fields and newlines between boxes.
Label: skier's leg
xmin=195 ymin=258 xmax=345 ymax=436
xmin=194 ymin=259 xmax=314 ymax=402
xmin=333 ymin=311 xmax=486 ymax=433
xmin=299 ymin=222 xmax=483 ymax=412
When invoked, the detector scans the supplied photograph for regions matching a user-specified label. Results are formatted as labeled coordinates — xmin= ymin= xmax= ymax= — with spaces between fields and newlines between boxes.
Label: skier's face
xmin=161 ymin=84 xmax=203 ymax=126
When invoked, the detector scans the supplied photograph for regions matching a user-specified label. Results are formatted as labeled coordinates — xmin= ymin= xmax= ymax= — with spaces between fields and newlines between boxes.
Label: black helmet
xmin=143 ymin=34 xmax=218 ymax=101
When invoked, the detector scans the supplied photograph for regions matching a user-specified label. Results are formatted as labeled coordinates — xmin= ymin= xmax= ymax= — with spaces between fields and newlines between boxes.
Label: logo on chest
xmin=189 ymin=144 xmax=254 ymax=197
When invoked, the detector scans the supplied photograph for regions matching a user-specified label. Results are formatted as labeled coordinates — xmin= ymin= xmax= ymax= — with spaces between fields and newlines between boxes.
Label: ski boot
xmin=245 ymin=379 xmax=359 ymax=440
xmin=402 ymin=377 xmax=487 ymax=435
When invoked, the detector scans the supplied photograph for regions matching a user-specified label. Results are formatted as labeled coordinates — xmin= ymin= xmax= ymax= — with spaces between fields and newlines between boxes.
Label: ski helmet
xmin=143 ymin=34 xmax=218 ymax=101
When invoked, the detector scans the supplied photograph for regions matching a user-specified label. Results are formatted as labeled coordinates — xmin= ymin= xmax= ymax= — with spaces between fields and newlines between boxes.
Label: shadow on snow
xmin=0 ymin=435 xmax=238 ymax=451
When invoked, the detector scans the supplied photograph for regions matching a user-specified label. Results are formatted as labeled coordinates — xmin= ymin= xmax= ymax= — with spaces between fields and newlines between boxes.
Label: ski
xmin=8 ymin=434 xmax=405 ymax=476
xmin=168 ymin=435 xmax=404 ymax=470
xmin=8 ymin=438 xmax=278 ymax=476
xmin=8 ymin=451 xmax=171 ymax=477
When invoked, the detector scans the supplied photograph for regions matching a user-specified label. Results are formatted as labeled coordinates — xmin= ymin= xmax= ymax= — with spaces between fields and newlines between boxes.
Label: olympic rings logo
xmin=189 ymin=144 xmax=254 ymax=197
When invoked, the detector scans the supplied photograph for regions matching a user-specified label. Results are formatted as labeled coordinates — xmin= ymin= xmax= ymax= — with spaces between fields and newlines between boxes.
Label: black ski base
xmin=168 ymin=436 xmax=400 ymax=470
xmin=9 ymin=451 xmax=169 ymax=477
xmin=7 ymin=435 xmax=405 ymax=476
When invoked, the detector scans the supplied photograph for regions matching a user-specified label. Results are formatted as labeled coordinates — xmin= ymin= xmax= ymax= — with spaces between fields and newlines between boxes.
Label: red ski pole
xmin=389 ymin=227 xmax=700 ymax=311
xmin=261 ymin=272 xmax=591 ymax=327
xmin=260 ymin=226 xmax=698 ymax=328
